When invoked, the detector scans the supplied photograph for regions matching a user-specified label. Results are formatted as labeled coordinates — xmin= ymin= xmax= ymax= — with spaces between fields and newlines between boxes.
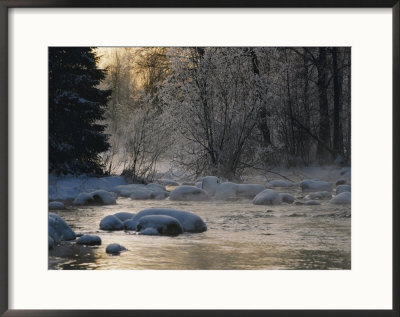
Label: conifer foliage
xmin=49 ymin=47 xmax=111 ymax=175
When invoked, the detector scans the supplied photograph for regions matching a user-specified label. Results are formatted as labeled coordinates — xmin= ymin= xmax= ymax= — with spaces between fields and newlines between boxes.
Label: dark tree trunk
xmin=332 ymin=47 xmax=344 ymax=159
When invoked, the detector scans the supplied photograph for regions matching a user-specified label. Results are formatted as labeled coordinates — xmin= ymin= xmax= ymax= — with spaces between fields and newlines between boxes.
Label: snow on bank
xmin=49 ymin=174 xmax=127 ymax=201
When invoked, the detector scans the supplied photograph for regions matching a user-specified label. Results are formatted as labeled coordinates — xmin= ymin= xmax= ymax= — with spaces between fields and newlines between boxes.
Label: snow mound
xmin=73 ymin=190 xmax=116 ymax=205
xmin=106 ymin=243 xmax=126 ymax=255
xmin=49 ymin=236 xmax=54 ymax=249
xmin=305 ymin=191 xmax=332 ymax=200
xmin=99 ymin=215 xmax=124 ymax=231
xmin=195 ymin=182 xmax=202 ymax=188
xmin=336 ymin=178 xmax=347 ymax=186
xmin=130 ymin=208 xmax=207 ymax=233
xmin=237 ymin=184 xmax=265 ymax=198
xmin=123 ymin=219 xmax=138 ymax=230
xmin=113 ymin=212 xmax=135 ymax=222
xmin=158 ymin=178 xmax=179 ymax=186
xmin=214 ymin=182 xmax=238 ymax=200
xmin=305 ymin=200 xmax=321 ymax=205
xmin=300 ymin=180 xmax=332 ymax=192
xmin=169 ymin=186 xmax=210 ymax=201
xmin=146 ymin=183 xmax=166 ymax=191
xmin=280 ymin=193 xmax=295 ymax=204
xmin=76 ymin=235 xmax=102 ymax=246
xmin=130 ymin=188 xmax=169 ymax=200
xmin=267 ymin=180 xmax=295 ymax=188
xmin=253 ymin=189 xmax=282 ymax=205
xmin=49 ymin=213 xmax=76 ymax=242
xmin=136 ymin=215 xmax=184 ymax=236
xmin=202 ymin=176 xmax=220 ymax=196
xmin=336 ymin=185 xmax=351 ymax=195
xmin=330 ymin=192 xmax=351 ymax=204
xmin=113 ymin=184 xmax=145 ymax=197
xmin=49 ymin=201 xmax=65 ymax=210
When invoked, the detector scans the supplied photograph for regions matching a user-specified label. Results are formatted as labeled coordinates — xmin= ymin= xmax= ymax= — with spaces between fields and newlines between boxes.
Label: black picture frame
xmin=0 ymin=1 xmax=399 ymax=317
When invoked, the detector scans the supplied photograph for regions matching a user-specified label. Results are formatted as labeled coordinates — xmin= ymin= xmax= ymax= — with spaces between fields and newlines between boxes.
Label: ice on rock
xmin=158 ymin=178 xmax=179 ymax=186
xmin=130 ymin=208 xmax=207 ymax=233
xmin=336 ymin=185 xmax=351 ymax=195
xmin=305 ymin=191 xmax=332 ymax=200
xmin=330 ymin=192 xmax=351 ymax=204
xmin=236 ymin=184 xmax=265 ymax=198
xmin=76 ymin=235 xmax=102 ymax=246
xmin=300 ymin=180 xmax=332 ymax=192
xmin=267 ymin=180 xmax=295 ymax=188
xmin=136 ymin=215 xmax=184 ymax=236
xmin=99 ymin=215 xmax=124 ymax=231
xmin=169 ymin=186 xmax=210 ymax=201
xmin=280 ymin=193 xmax=295 ymax=204
xmin=49 ymin=213 xmax=76 ymax=241
xmin=253 ymin=189 xmax=282 ymax=205
xmin=106 ymin=243 xmax=126 ymax=255
xmin=49 ymin=201 xmax=65 ymax=210
xmin=73 ymin=190 xmax=116 ymax=205
xmin=201 ymin=176 xmax=220 ymax=196
xmin=113 ymin=212 xmax=135 ymax=222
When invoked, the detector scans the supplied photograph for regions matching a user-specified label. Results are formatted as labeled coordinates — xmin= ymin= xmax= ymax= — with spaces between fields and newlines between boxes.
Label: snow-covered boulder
xmin=130 ymin=208 xmax=207 ymax=233
xmin=113 ymin=212 xmax=135 ymax=222
xmin=49 ymin=236 xmax=54 ymax=249
xmin=237 ymin=184 xmax=265 ymax=198
xmin=49 ymin=213 xmax=76 ymax=242
xmin=280 ymin=193 xmax=295 ymax=204
xmin=195 ymin=182 xmax=202 ymax=189
xmin=267 ymin=180 xmax=295 ymax=188
xmin=136 ymin=215 xmax=184 ymax=236
xmin=113 ymin=184 xmax=145 ymax=197
xmin=146 ymin=183 xmax=166 ymax=191
xmin=300 ymin=180 xmax=332 ymax=192
xmin=49 ymin=201 xmax=65 ymax=210
xmin=76 ymin=235 xmax=102 ymax=246
xmin=201 ymin=176 xmax=220 ymax=196
xmin=106 ymin=243 xmax=126 ymax=255
xmin=130 ymin=187 xmax=169 ymax=200
xmin=214 ymin=182 xmax=238 ymax=200
xmin=123 ymin=219 xmax=137 ymax=231
xmin=336 ymin=185 xmax=351 ymax=195
xmin=305 ymin=191 xmax=332 ymax=200
xmin=158 ymin=178 xmax=179 ymax=186
xmin=182 ymin=181 xmax=195 ymax=186
xmin=253 ymin=189 xmax=282 ymax=205
xmin=330 ymin=192 xmax=351 ymax=205
xmin=73 ymin=190 xmax=117 ymax=206
xmin=169 ymin=186 xmax=210 ymax=201
xmin=305 ymin=200 xmax=321 ymax=205
xmin=99 ymin=215 xmax=124 ymax=231
xmin=336 ymin=178 xmax=347 ymax=186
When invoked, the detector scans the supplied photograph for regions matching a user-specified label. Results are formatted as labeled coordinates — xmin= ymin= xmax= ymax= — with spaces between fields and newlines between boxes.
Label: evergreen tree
xmin=49 ymin=47 xmax=111 ymax=175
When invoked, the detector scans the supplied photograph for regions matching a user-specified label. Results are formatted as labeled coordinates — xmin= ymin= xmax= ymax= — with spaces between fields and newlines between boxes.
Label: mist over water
xmin=49 ymin=186 xmax=350 ymax=270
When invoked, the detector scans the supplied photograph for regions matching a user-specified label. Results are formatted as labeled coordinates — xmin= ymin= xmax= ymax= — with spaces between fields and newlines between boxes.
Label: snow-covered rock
xmin=237 ymin=184 xmax=265 ymax=198
xmin=182 ymin=181 xmax=195 ymax=186
xmin=76 ymin=235 xmax=102 ymax=246
xmin=99 ymin=215 xmax=124 ymax=231
xmin=330 ymin=192 xmax=351 ymax=204
xmin=201 ymin=176 xmax=220 ymax=196
xmin=280 ymin=193 xmax=295 ymax=204
xmin=106 ymin=243 xmax=126 ymax=255
xmin=195 ymin=182 xmax=202 ymax=189
xmin=130 ymin=188 xmax=169 ymax=200
xmin=146 ymin=183 xmax=166 ymax=191
xmin=305 ymin=200 xmax=321 ymax=205
xmin=113 ymin=184 xmax=145 ymax=197
xmin=336 ymin=185 xmax=351 ymax=195
xmin=169 ymin=186 xmax=210 ymax=201
xmin=267 ymin=180 xmax=295 ymax=188
xmin=73 ymin=190 xmax=116 ymax=205
xmin=214 ymin=182 xmax=238 ymax=200
xmin=123 ymin=219 xmax=138 ymax=230
xmin=113 ymin=212 xmax=135 ymax=222
xmin=158 ymin=178 xmax=179 ymax=186
xmin=305 ymin=191 xmax=332 ymax=200
xmin=49 ymin=213 xmax=76 ymax=242
xmin=253 ymin=189 xmax=282 ymax=205
xmin=130 ymin=208 xmax=207 ymax=233
xmin=49 ymin=201 xmax=65 ymax=210
xmin=136 ymin=215 xmax=184 ymax=236
xmin=336 ymin=178 xmax=347 ymax=186
xmin=300 ymin=180 xmax=332 ymax=192
xmin=49 ymin=236 xmax=54 ymax=249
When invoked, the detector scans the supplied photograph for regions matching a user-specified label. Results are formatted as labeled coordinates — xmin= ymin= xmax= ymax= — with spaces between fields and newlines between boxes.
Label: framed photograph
xmin=1 ymin=1 xmax=398 ymax=316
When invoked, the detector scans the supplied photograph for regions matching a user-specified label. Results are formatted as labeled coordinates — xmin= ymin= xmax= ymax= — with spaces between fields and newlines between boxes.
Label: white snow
xmin=300 ymin=180 xmax=332 ymax=192
xmin=305 ymin=200 xmax=321 ymax=205
xmin=106 ymin=243 xmax=126 ymax=255
xmin=113 ymin=212 xmax=135 ymax=222
xmin=305 ymin=191 xmax=332 ymax=200
xmin=49 ymin=213 xmax=76 ymax=242
xmin=99 ymin=215 xmax=124 ymax=231
xmin=73 ymin=190 xmax=117 ymax=205
xmin=136 ymin=215 xmax=183 ymax=236
xmin=76 ymin=235 xmax=102 ymax=246
xmin=267 ymin=180 xmax=295 ymax=188
xmin=330 ymin=192 xmax=351 ymax=204
xmin=49 ymin=174 xmax=127 ymax=201
xmin=236 ymin=184 xmax=265 ymax=198
xmin=336 ymin=185 xmax=351 ymax=195
xmin=113 ymin=184 xmax=168 ymax=200
xmin=49 ymin=201 xmax=65 ymax=210
xmin=201 ymin=176 xmax=220 ymax=196
xmin=169 ymin=186 xmax=210 ymax=201
xmin=214 ymin=182 xmax=238 ymax=200
xmin=253 ymin=189 xmax=282 ymax=205
xmin=130 ymin=208 xmax=207 ymax=233
xmin=280 ymin=193 xmax=295 ymax=204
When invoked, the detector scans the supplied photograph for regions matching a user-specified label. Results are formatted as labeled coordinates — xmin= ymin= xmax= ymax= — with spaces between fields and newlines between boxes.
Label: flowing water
xmin=49 ymin=186 xmax=350 ymax=270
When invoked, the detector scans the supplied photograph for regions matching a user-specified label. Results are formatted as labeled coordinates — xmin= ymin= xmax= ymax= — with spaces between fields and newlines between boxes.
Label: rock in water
xmin=99 ymin=215 xmax=124 ymax=231
xmin=129 ymin=208 xmax=207 ymax=233
xmin=76 ymin=235 xmax=102 ymax=246
xmin=253 ymin=189 xmax=282 ymax=205
xmin=169 ymin=186 xmax=210 ymax=201
xmin=106 ymin=243 xmax=126 ymax=255
xmin=330 ymin=192 xmax=351 ymax=204
xmin=136 ymin=215 xmax=184 ymax=236
xmin=49 ymin=213 xmax=76 ymax=241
